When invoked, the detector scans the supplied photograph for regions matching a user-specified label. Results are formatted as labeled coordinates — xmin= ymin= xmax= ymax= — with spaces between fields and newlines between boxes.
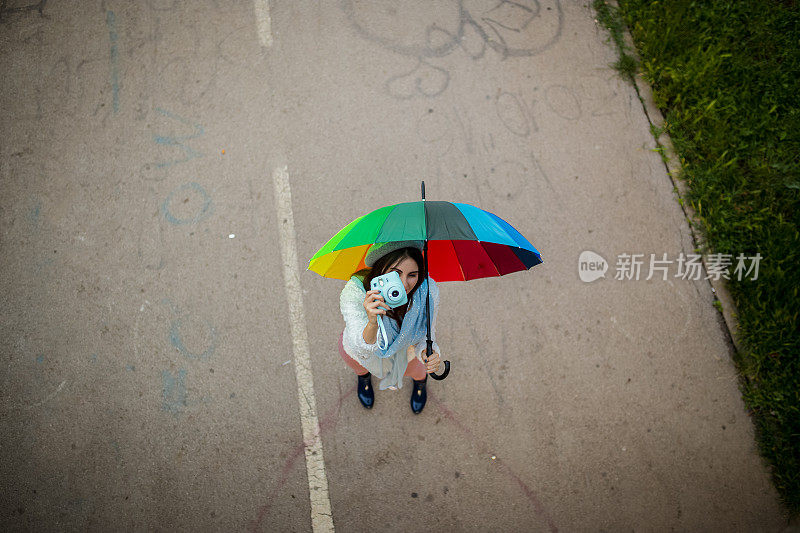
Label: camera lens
xmin=390 ymin=290 xmax=399 ymax=298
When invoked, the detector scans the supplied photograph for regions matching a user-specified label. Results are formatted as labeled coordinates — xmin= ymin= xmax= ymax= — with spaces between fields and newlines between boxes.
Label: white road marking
xmin=272 ymin=164 xmax=334 ymax=532
xmin=254 ymin=0 xmax=273 ymax=48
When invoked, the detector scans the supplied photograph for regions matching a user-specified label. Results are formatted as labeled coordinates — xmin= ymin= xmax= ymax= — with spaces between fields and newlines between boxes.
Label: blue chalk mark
xmin=160 ymin=182 xmax=214 ymax=225
xmin=111 ymin=440 xmax=122 ymax=461
xmin=169 ymin=316 xmax=217 ymax=361
xmin=91 ymin=353 xmax=98 ymax=363
xmin=33 ymin=257 xmax=54 ymax=276
xmin=162 ymin=369 xmax=188 ymax=416
xmin=66 ymin=498 xmax=87 ymax=509
xmin=160 ymin=297 xmax=181 ymax=316
xmin=106 ymin=11 xmax=119 ymax=114
xmin=27 ymin=200 xmax=41 ymax=226
xmin=36 ymin=355 xmax=44 ymax=364
xmin=152 ymin=108 xmax=204 ymax=168
xmin=125 ymin=364 xmax=135 ymax=371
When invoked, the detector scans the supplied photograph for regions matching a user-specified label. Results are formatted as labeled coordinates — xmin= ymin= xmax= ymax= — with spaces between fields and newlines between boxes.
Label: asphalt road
xmin=0 ymin=0 xmax=788 ymax=531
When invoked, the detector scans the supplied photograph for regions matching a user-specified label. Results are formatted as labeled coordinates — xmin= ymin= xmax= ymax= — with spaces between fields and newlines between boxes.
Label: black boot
xmin=410 ymin=375 xmax=427 ymax=414
xmin=357 ymin=372 xmax=374 ymax=409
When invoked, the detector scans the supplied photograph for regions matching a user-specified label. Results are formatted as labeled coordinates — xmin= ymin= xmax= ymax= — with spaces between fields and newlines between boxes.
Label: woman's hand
xmin=364 ymin=289 xmax=391 ymax=325
xmin=423 ymin=351 xmax=441 ymax=374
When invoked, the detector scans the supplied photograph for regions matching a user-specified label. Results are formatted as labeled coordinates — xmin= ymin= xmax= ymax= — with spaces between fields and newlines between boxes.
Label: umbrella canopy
xmin=308 ymin=200 xmax=542 ymax=281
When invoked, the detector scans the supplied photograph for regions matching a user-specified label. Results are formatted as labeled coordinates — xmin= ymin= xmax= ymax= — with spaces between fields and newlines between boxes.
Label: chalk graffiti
xmin=161 ymin=368 xmax=187 ymax=416
xmin=169 ymin=315 xmax=217 ymax=361
xmin=385 ymin=58 xmax=451 ymax=100
xmin=415 ymin=103 xmax=566 ymax=211
xmin=496 ymin=91 xmax=538 ymax=137
xmin=152 ymin=108 xmax=204 ymax=168
xmin=160 ymin=182 xmax=213 ymax=225
xmin=135 ymin=298 xmax=219 ymax=417
xmin=106 ymin=11 xmax=120 ymax=114
xmin=160 ymin=368 xmax=212 ymax=417
xmin=415 ymin=77 xmax=624 ymax=164
xmin=544 ymin=84 xmax=580 ymax=120
xmin=341 ymin=0 xmax=563 ymax=99
xmin=27 ymin=198 xmax=42 ymax=228
xmin=147 ymin=0 xmax=179 ymax=12
xmin=0 ymin=0 xmax=46 ymax=20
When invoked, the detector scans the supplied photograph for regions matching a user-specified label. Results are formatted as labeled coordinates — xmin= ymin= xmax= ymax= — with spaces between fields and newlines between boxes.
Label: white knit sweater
xmin=339 ymin=275 xmax=442 ymax=388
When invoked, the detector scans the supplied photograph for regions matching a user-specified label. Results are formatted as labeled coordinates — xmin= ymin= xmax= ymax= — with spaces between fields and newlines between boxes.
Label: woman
xmin=338 ymin=240 xmax=443 ymax=414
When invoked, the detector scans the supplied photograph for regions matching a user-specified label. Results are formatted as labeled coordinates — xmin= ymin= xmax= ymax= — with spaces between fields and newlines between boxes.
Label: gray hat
xmin=364 ymin=240 xmax=424 ymax=267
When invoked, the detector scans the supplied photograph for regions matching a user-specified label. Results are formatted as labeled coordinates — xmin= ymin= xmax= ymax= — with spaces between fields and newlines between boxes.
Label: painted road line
xmin=254 ymin=0 xmax=273 ymax=48
xmin=272 ymin=164 xmax=334 ymax=532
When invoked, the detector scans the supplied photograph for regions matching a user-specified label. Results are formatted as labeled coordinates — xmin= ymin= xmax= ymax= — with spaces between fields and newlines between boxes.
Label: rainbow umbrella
xmin=308 ymin=182 xmax=543 ymax=379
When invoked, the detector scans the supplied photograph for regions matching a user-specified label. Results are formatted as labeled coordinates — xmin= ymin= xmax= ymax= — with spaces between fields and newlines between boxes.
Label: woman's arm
xmin=361 ymin=288 xmax=390 ymax=345
xmin=362 ymin=320 xmax=378 ymax=344
xmin=340 ymin=280 xmax=381 ymax=361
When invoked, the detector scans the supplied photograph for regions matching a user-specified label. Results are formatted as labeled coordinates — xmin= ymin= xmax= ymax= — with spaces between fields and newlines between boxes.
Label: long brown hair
xmin=353 ymin=246 xmax=427 ymax=326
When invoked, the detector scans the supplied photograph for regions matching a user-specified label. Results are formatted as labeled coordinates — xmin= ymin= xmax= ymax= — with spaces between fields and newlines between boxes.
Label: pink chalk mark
xmin=429 ymin=392 xmax=559 ymax=533
xmin=251 ymin=386 xmax=558 ymax=533
xmin=248 ymin=387 xmax=354 ymax=532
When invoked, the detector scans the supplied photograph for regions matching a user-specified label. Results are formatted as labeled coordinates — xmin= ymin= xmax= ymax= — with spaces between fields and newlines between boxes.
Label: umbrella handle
xmin=430 ymin=360 xmax=450 ymax=380
xmin=425 ymin=339 xmax=450 ymax=380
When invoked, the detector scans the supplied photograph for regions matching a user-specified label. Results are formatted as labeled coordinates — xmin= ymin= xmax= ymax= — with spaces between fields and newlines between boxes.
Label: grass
xmin=593 ymin=0 xmax=800 ymax=520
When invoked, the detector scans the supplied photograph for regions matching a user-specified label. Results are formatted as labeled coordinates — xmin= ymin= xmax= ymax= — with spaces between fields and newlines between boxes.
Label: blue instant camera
xmin=370 ymin=271 xmax=408 ymax=308
xmin=370 ymin=271 xmax=408 ymax=350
